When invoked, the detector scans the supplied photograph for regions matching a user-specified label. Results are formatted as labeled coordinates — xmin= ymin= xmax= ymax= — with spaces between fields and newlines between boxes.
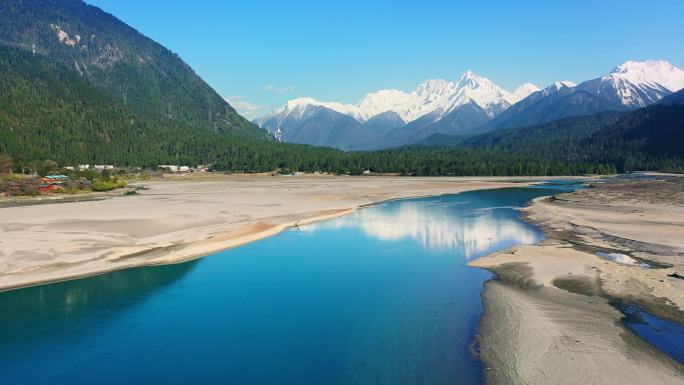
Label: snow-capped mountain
xmin=258 ymin=60 xmax=684 ymax=150
xmin=580 ymin=60 xmax=684 ymax=107
xmin=513 ymin=83 xmax=543 ymax=100
xmin=262 ymin=71 xmax=538 ymax=124
xmin=488 ymin=60 xmax=684 ymax=131
xmin=257 ymin=71 xmax=539 ymax=149
xmin=613 ymin=60 xmax=684 ymax=94
xmin=543 ymin=81 xmax=577 ymax=96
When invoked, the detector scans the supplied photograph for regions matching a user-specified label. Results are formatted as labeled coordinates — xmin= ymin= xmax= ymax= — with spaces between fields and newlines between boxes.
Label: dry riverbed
xmin=0 ymin=175 xmax=540 ymax=291
xmin=471 ymin=176 xmax=684 ymax=385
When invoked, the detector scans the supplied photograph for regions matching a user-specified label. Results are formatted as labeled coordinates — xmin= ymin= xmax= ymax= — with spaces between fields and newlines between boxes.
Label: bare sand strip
xmin=0 ymin=175 xmax=538 ymax=292
xmin=479 ymin=281 xmax=684 ymax=385
xmin=470 ymin=177 xmax=684 ymax=384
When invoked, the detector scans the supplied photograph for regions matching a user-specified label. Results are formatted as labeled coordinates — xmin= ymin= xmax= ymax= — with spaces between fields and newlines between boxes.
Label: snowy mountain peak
xmin=448 ymin=71 xmax=538 ymax=118
xmin=583 ymin=60 xmax=684 ymax=107
xmin=513 ymin=83 xmax=541 ymax=100
xmin=608 ymin=60 xmax=684 ymax=92
xmin=537 ymin=80 xmax=577 ymax=97
xmin=356 ymin=89 xmax=414 ymax=121
xmin=459 ymin=70 xmax=481 ymax=81
xmin=552 ymin=80 xmax=576 ymax=90
xmin=416 ymin=79 xmax=454 ymax=96
xmin=612 ymin=60 xmax=675 ymax=76
xmin=456 ymin=70 xmax=495 ymax=89
xmin=272 ymin=97 xmax=358 ymax=121
xmin=283 ymin=97 xmax=317 ymax=110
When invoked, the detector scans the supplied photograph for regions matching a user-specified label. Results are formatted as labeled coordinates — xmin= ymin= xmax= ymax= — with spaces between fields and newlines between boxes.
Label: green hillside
xmin=0 ymin=0 xmax=265 ymax=138
xmin=0 ymin=45 xmax=220 ymax=165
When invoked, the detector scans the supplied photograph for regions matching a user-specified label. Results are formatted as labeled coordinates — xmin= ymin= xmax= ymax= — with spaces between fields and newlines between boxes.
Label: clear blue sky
xmin=86 ymin=0 xmax=684 ymax=119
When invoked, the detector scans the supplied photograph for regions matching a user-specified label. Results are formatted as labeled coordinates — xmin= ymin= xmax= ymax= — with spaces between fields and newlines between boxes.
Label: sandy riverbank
xmin=0 ymin=175 xmax=542 ymax=292
xmin=470 ymin=176 xmax=684 ymax=384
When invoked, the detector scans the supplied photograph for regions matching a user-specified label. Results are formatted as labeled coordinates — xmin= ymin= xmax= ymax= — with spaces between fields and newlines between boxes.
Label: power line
xmin=0 ymin=39 xmax=37 ymax=55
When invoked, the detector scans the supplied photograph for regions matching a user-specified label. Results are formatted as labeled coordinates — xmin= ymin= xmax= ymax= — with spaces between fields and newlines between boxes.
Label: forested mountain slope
xmin=423 ymin=89 xmax=684 ymax=172
xmin=0 ymin=46 xmax=238 ymax=165
xmin=0 ymin=0 xmax=265 ymax=138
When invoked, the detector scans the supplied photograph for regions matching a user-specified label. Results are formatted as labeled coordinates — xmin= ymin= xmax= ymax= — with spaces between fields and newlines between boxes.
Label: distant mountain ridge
xmin=257 ymin=71 xmax=539 ymax=149
xmin=487 ymin=60 xmax=684 ymax=130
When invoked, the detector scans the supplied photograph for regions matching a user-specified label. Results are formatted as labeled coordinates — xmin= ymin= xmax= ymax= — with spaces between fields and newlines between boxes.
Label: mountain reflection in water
xmin=303 ymin=190 xmax=543 ymax=258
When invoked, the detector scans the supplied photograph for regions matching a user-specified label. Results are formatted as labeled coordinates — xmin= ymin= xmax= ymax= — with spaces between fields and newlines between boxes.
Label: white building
xmin=159 ymin=165 xmax=191 ymax=173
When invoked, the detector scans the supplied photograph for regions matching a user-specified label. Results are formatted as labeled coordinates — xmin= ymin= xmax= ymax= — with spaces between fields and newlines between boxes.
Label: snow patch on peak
xmin=283 ymin=97 xmax=317 ymax=109
xmin=275 ymin=97 xmax=359 ymax=120
xmin=356 ymin=89 xmax=414 ymax=121
xmin=416 ymin=79 xmax=454 ymax=96
xmin=538 ymin=80 xmax=577 ymax=97
xmin=513 ymin=83 xmax=541 ymax=100
xmin=456 ymin=70 xmax=495 ymax=89
xmin=553 ymin=80 xmax=576 ymax=90
xmin=459 ymin=70 xmax=483 ymax=82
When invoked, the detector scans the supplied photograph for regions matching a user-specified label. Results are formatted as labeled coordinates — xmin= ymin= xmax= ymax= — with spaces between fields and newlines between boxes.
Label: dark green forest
xmin=423 ymin=100 xmax=684 ymax=173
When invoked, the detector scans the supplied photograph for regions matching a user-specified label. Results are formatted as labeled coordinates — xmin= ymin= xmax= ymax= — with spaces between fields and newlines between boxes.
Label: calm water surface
xmin=621 ymin=306 xmax=684 ymax=364
xmin=0 ymin=187 xmax=567 ymax=385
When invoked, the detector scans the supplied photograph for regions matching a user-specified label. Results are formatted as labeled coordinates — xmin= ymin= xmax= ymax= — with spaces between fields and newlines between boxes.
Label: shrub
xmin=91 ymin=179 xmax=127 ymax=192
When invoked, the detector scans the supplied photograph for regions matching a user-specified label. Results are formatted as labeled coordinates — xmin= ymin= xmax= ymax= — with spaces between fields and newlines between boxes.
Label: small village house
xmin=39 ymin=175 xmax=68 ymax=192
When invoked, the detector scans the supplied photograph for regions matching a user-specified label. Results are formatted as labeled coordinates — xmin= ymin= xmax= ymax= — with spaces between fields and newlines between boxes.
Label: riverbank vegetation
xmin=1 ymin=160 xmax=129 ymax=197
